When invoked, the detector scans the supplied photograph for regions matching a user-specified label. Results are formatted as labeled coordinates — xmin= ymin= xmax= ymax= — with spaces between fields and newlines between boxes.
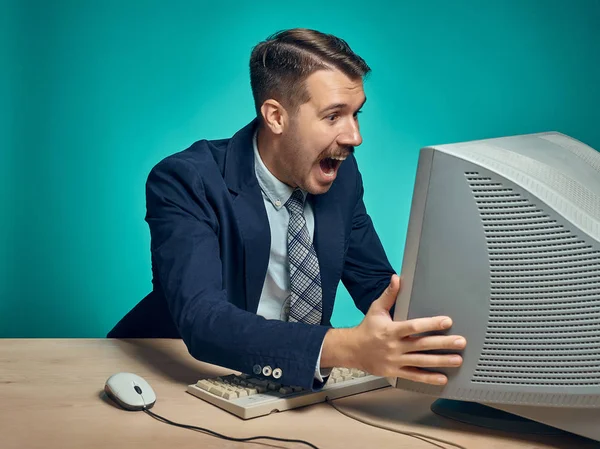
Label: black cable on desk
xmin=143 ymin=407 xmax=320 ymax=449
xmin=327 ymin=398 xmax=468 ymax=449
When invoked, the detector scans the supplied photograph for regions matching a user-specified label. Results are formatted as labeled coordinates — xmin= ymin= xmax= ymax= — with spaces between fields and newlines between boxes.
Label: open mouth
xmin=319 ymin=154 xmax=347 ymax=177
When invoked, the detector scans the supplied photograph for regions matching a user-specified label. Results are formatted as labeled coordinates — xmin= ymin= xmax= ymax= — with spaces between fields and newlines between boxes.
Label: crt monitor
xmin=391 ymin=131 xmax=600 ymax=442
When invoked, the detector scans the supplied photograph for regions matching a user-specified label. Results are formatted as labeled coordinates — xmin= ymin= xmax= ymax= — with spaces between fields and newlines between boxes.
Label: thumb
xmin=372 ymin=274 xmax=401 ymax=313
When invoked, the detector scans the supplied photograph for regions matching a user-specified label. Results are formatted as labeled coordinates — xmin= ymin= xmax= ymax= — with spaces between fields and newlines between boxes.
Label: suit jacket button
xmin=272 ymin=368 xmax=282 ymax=379
xmin=262 ymin=365 xmax=272 ymax=376
xmin=253 ymin=364 xmax=262 ymax=375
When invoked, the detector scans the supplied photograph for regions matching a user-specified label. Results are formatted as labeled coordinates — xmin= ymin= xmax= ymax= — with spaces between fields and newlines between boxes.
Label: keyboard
xmin=186 ymin=367 xmax=390 ymax=419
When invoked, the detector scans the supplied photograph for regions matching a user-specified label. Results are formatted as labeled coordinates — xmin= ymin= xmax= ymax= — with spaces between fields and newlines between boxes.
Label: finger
xmin=396 ymin=366 xmax=448 ymax=386
xmin=395 ymin=316 xmax=453 ymax=338
xmin=371 ymin=274 xmax=401 ymax=313
xmin=398 ymin=353 xmax=463 ymax=368
xmin=403 ymin=335 xmax=467 ymax=352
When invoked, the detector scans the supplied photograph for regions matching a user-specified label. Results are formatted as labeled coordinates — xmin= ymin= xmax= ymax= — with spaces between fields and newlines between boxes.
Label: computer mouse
xmin=104 ymin=372 xmax=157 ymax=411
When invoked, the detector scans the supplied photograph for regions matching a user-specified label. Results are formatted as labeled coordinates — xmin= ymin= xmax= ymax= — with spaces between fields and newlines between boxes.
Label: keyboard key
xmin=187 ymin=367 xmax=391 ymax=419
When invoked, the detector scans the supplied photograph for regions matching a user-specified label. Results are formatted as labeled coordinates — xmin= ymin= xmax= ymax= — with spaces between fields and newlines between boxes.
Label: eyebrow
xmin=319 ymin=97 xmax=367 ymax=115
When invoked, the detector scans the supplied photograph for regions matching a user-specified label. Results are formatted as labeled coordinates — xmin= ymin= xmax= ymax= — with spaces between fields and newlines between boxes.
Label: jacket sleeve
xmin=341 ymin=159 xmax=397 ymax=315
xmin=146 ymin=156 xmax=329 ymax=390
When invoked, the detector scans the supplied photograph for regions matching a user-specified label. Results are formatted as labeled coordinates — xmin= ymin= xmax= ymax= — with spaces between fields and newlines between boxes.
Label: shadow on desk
xmin=334 ymin=388 xmax=600 ymax=449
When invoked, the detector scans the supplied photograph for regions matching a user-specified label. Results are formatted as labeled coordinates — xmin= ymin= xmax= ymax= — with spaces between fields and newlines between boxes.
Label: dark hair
xmin=249 ymin=28 xmax=371 ymax=118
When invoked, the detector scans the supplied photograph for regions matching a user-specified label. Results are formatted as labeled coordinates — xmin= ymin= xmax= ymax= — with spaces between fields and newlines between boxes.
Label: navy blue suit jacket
xmin=108 ymin=118 xmax=396 ymax=390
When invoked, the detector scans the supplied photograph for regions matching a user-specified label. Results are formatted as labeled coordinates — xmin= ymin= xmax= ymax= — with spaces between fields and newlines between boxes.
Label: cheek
xmin=308 ymin=132 xmax=336 ymax=158
xmin=292 ymin=123 xmax=337 ymax=170
xmin=295 ymin=139 xmax=318 ymax=166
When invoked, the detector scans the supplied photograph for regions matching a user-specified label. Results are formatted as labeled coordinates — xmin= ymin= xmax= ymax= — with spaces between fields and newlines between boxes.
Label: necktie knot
xmin=285 ymin=189 xmax=305 ymax=216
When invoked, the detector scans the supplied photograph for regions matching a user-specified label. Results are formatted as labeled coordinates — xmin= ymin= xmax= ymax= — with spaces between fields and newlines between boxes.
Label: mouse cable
xmin=142 ymin=407 xmax=320 ymax=449
xmin=326 ymin=398 xmax=468 ymax=449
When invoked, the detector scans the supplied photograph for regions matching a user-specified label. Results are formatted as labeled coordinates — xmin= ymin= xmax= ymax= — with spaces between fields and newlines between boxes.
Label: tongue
xmin=320 ymin=158 xmax=335 ymax=175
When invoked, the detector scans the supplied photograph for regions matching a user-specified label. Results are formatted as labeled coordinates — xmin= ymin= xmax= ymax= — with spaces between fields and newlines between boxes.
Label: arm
xmin=146 ymin=156 xmax=328 ymax=390
xmin=341 ymin=158 xmax=397 ymax=314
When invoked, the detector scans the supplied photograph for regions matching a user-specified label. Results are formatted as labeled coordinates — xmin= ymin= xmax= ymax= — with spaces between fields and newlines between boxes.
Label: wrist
xmin=320 ymin=327 xmax=359 ymax=369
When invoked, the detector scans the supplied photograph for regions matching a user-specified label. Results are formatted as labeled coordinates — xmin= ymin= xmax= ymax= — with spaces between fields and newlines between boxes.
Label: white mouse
xmin=104 ymin=372 xmax=157 ymax=411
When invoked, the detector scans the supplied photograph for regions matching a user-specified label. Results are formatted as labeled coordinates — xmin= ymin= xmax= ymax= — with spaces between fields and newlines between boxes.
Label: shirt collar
xmin=253 ymin=129 xmax=307 ymax=210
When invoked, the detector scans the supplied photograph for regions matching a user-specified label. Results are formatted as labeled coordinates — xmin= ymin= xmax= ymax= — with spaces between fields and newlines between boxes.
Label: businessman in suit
xmin=108 ymin=28 xmax=466 ymax=390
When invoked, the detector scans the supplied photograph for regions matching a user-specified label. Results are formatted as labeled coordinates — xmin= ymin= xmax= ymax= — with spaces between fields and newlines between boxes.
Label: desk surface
xmin=2 ymin=338 xmax=599 ymax=449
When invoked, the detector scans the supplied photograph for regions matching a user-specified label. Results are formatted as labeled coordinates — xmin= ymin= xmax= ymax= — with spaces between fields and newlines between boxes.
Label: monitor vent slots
xmin=465 ymin=172 xmax=600 ymax=387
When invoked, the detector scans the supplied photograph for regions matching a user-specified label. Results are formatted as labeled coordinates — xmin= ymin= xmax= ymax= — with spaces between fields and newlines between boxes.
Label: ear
xmin=260 ymin=99 xmax=288 ymax=135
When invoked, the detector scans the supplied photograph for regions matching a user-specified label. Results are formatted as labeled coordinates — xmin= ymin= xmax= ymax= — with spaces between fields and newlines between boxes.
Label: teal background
xmin=2 ymin=0 xmax=599 ymax=337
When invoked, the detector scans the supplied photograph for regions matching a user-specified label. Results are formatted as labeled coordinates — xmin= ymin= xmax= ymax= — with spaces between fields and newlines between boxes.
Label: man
xmin=108 ymin=28 xmax=466 ymax=391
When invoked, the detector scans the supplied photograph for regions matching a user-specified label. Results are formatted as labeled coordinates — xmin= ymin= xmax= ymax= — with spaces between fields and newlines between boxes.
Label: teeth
xmin=330 ymin=155 xmax=347 ymax=161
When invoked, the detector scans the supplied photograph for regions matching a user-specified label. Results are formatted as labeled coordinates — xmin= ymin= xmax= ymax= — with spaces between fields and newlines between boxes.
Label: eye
xmin=326 ymin=113 xmax=339 ymax=122
xmin=353 ymin=110 xmax=363 ymax=119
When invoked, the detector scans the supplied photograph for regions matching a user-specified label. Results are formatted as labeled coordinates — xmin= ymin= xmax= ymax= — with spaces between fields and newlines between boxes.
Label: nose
xmin=338 ymin=118 xmax=362 ymax=148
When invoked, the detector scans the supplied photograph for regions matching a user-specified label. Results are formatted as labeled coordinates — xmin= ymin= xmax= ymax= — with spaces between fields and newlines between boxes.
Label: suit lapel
xmin=224 ymin=120 xmax=270 ymax=313
xmin=232 ymin=188 xmax=271 ymax=313
xmin=311 ymin=190 xmax=345 ymax=324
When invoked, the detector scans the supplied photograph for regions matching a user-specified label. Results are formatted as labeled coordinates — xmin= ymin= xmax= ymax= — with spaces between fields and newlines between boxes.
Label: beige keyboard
xmin=186 ymin=367 xmax=390 ymax=419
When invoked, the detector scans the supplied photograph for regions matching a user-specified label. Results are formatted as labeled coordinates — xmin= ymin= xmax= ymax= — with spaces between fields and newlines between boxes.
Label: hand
xmin=322 ymin=274 xmax=467 ymax=386
xmin=354 ymin=274 xmax=466 ymax=385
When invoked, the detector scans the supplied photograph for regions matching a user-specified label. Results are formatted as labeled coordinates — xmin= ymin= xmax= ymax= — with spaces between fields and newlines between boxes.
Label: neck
xmin=256 ymin=125 xmax=295 ymax=188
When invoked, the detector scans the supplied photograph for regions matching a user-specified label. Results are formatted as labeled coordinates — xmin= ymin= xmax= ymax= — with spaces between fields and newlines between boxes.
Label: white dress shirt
xmin=252 ymin=131 xmax=330 ymax=382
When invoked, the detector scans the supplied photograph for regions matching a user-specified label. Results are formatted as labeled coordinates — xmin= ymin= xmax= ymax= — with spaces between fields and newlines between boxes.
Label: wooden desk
xmin=2 ymin=339 xmax=599 ymax=449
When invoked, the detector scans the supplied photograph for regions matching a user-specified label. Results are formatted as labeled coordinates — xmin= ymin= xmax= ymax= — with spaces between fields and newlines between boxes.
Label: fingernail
xmin=450 ymin=356 xmax=462 ymax=365
xmin=454 ymin=338 xmax=466 ymax=348
xmin=441 ymin=318 xmax=451 ymax=328
xmin=437 ymin=376 xmax=447 ymax=385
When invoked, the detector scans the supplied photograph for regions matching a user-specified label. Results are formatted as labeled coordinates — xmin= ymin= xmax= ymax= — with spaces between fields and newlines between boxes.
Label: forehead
xmin=303 ymin=69 xmax=365 ymax=110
